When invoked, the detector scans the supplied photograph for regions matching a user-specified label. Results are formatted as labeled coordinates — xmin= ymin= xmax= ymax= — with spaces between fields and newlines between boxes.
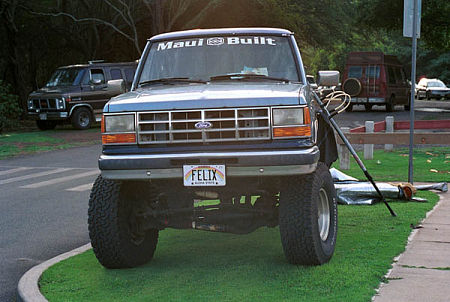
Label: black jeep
xmin=27 ymin=61 xmax=137 ymax=130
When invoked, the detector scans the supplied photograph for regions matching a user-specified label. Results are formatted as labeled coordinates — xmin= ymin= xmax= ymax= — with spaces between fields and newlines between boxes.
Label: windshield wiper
xmin=209 ymin=73 xmax=292 ymax=83
xmin=138 ymin=77 xmax=206 ymax=87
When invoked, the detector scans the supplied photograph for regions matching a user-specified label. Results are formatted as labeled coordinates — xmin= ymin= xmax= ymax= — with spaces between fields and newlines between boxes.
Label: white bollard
xmin=338 ymin=144 xmax=350 ymax=170
xmin=364 ymin=121 xmax=374 ymax=159
xmin=338 ymin=127 xmax=350 ymax=170
xmin=385 ymin=116 xmax=394 ymax=151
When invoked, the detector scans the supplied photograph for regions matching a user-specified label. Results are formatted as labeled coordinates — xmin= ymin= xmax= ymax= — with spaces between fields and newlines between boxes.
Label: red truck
xmin=342 ymin=51 xmax=410 ymax=112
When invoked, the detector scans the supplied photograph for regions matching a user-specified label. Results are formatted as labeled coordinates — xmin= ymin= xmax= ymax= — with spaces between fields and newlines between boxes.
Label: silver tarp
xmin=330 ymin=168 xmax=448 ymax=205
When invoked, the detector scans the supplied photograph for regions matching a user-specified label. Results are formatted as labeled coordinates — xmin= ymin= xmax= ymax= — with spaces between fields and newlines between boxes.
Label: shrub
xmin=0 ymin=81 xmax=22 ymax=133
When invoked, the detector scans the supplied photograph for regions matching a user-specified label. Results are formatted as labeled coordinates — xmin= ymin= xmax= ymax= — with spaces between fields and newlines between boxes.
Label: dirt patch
xmin=47 ymin=129 xmax=101 ymax=144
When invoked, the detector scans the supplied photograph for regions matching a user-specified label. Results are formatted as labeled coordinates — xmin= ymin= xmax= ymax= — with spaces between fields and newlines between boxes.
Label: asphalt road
xmin=334 ymin=99 xmax=450 ymax=128
xmin=0 ymin=98 xmax=448 ymax=302
xmin=0 ymin=145 xmax=101 ymax=302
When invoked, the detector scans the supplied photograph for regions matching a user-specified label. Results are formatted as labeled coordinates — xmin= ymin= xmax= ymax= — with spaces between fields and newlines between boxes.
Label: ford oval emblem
xmin=195 ymin=121 xmax=213 ymax=129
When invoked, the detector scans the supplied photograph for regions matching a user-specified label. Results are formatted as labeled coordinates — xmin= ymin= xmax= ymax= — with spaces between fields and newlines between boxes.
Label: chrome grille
xmin=32 ymin=98 xmax=58 ymax=110
xmin=137 ymin=107 xmax=271 ymax=144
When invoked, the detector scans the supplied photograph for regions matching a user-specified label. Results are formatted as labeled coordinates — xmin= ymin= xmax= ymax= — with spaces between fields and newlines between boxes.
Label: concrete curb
xmin=17 ymin=243 xmax=92 ymax=302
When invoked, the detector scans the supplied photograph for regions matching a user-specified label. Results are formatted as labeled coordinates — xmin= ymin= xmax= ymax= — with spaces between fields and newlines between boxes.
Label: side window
xmin=400 ymin=69 xmax=407 ymax=82
xmin=110 ymin=69 xmax=123 ymax=80
xmin=348 ymin=66 xmax=362 ymax=78
xmin=91 ymin=69 xmax=105 ymax=84
xmin=387 ymin=66 xmax=396 ymax=85
xmin=124 ymin=68 xmax=136 ymax=83
xmin=394 ymin=68 xmax=403 ymax=83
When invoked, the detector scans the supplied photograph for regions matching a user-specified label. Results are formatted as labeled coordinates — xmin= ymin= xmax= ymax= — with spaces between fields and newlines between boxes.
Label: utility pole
xmin=403 ymin=0 xmax=421 ymax=184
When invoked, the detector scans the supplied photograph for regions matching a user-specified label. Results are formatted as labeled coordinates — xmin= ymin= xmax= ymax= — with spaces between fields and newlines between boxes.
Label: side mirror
xmin=107 ymin=79 xmax=126 ymax=94
xmin=91 ymin=78 xmax=103 ymax=85
xmin=317 ymin=70 xmax=340 ymax=87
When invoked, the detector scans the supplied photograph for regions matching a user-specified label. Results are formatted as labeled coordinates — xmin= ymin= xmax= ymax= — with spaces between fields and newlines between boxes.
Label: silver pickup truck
xmin=88 ymin=28 xmax=340 ymax=268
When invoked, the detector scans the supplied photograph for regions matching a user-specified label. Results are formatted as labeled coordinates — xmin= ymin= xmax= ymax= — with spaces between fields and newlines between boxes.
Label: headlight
xmin=273 ymin=108 xmax=304 ymax=126
xmin=104 ymin=114 xmax=135 ymax=132
xmin=56 ymin=98 xmax=65 ymax=109
xmin=28 ymin=100 xmax=34 ymax=110
xmin=102 ymin=114 xmax=136 ymax=145
xmin=272 ymin=107 xmax=311 ymax=138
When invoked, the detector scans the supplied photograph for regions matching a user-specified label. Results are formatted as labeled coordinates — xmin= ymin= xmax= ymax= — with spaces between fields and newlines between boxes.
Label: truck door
xmin=365 ymin=65 xmax=381 ymax=101
xmin=80 ymin=68 xmax=110 ymax=110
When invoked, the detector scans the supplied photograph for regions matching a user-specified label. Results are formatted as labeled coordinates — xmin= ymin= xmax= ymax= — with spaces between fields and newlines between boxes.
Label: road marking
xmin=66 ymin=183 xmax=94 ymax=192
xmin=0 ymin=168 xmax=72 ymax=185
xmin=0 ymin=167 xmax=33 ymax=176
xmin=21 ymin=170 xmax=99 ymax=189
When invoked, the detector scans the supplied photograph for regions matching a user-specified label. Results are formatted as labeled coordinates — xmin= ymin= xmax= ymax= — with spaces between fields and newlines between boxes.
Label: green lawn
xmin=40 ymin=191 xmax=439 ymax=302
xmin=0 ymin=128 xmax=99 ymax=159
xmin=333 ymin=147 xmax=449 ymax=182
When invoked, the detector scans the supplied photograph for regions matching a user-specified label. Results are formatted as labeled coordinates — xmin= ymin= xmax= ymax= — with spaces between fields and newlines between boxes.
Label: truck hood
xmin=105 ymin=83 xmax=306 ymax=112
xmin=428 ymin=87 xmax=450 ymax=92
xmin=29 ymin=86 xmax=80 ymax=98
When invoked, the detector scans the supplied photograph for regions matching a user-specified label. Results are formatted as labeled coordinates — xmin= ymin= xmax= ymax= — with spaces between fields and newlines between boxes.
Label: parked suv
xmin=342 ymin=52 xmax=410 ymax=112
xmin=88 ymin=28 xmax=340 ymax=268
xmin=416 ymin=78 xmax=450 ymax=100
xmin=27 ymin=61 xmax=137 ymax=130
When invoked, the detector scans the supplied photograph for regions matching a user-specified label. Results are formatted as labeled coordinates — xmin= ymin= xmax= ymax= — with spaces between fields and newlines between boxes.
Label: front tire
xmin=88 ymin=176 xmax=159 ymax=269
xmin=279 ymin=163 xmax=338 ymax=265
xmin=71 ymin=107 xmax=92 ymax=130
xmin=386 ymin=96 xmax=394 ymax=112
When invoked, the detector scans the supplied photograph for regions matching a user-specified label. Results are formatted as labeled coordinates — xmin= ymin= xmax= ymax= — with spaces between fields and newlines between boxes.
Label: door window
xmin=90 ymin=69 xmax=105 ymax=84
xmin=110 ymin=69 xmax=123 ymax=80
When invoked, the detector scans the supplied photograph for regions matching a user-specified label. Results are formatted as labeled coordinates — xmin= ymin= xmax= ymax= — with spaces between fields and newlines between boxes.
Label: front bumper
xmin=27 ymin=111 xmax=69 ymax=120
xmin=429 ymin=91 xmax=450 ymax=98
xmin=99 ymin=146 xmax=319 ymax=180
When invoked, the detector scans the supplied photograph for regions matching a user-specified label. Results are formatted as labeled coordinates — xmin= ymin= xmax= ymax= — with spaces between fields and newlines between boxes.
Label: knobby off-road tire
xmin=88 ymin=175 xmax=159 ymax=268
xmin=279 ymin=162 xmax=338 ymax=265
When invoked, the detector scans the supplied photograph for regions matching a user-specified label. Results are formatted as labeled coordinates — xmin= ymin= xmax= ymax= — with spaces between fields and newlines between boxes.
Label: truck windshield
xmin=139 ymin=35 xmax=300 ymax=85
xmin=45 ymin=68 xmax=83 ymax=87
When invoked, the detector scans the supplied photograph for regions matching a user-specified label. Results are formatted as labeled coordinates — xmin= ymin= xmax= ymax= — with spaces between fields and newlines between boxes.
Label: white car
xmin=416 ymin=78 xmax=450 ymax=100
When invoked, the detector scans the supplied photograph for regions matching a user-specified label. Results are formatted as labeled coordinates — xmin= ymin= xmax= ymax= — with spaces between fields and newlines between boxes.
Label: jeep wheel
xmin=279 ymin=162 xmax=338 ymax=265
xmin=36 ymin=120 xmax=57 ymax=130
xmin=88 ymin=176 xmax=159 ymax=268
xmin=386 ymin=96 xmax=394 ymax=112
xmin=71 ymin=107 xmax=92 ymax=130
xmin=426 ymin=91 xmax=432 ymax=100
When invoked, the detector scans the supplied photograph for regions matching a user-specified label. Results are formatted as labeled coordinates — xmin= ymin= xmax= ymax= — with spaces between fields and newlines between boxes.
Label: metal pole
xmin=313 ymin=92 xmax=397 ymax=217
xmin=408 ymin=0 xmax=418 ymax=184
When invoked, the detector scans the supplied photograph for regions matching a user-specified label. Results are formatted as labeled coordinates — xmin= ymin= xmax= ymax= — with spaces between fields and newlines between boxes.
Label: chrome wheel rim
xmin=79 ymin=112 xmax=90 ymax=127
xmin=318 ymin=188 xmax=330 ymax=241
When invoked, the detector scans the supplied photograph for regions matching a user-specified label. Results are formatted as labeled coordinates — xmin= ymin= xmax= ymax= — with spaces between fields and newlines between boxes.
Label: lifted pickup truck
xmin=88 ymin=28 xmax=340 ymax=268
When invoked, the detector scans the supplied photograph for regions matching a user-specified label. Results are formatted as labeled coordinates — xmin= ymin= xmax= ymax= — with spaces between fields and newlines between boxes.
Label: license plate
xmin=183 ymin=165 xmax=226 ymax=186
xmin=39 ymin=113 xmax=47 ymax=120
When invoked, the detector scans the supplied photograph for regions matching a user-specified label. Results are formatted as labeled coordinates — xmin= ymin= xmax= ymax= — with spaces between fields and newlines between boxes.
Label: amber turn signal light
xmin=273 ymin=126 xmax=311 ymax=138
xmin=102 ymin=133 xmax=136 ymax=144
xmin=101 ymin=115 xmax=105 ymax=133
